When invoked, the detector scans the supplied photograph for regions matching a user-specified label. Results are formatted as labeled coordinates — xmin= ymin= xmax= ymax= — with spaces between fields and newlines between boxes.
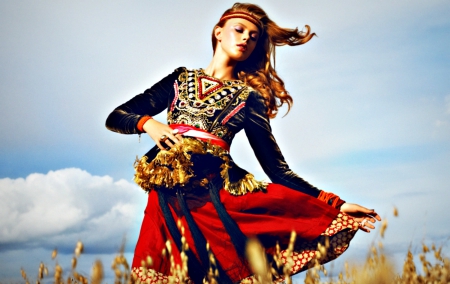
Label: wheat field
xmin=19 ymin=208 xmax=449 ymax=284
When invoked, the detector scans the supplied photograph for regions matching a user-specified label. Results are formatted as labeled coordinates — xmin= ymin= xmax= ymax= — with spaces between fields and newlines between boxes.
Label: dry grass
xmin=302 ymin=207 xmax=450 ymax=284
xmin=20 ymin=208 xmax=449 ymax=283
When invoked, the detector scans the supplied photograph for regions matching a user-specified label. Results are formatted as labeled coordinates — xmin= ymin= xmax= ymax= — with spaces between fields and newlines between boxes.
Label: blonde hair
xmin=212 ymin=3 xmax=315 ymax=118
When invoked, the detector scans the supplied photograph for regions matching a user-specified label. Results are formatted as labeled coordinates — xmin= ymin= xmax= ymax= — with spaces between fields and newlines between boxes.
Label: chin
xmin=231 ymin=53 xmax=251 ymax=62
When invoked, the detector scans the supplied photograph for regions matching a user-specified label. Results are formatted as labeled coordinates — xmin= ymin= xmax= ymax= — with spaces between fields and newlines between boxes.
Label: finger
xmin=368 ymin=211 xmax=381 ymax=221
xmin=157 ymin=134 xmax=169 ymax=143
xmin=169 ymin=129 xmax=182 ymax=143
xmin=365 ymin=222 xmax=375 ymax=229
xmin=359 ymin=221 xmax=374 ymax=233
xmin=171 ymin=128 xmax=180 ymax=136
xmin=164 ymin=138 xmax=175 ymax=148
xmin=359 ymin=208 xmax=381 ymax=221
xmin=374 ymin=213 xmax=382 ymax=221
xmin=359 ymin=207 xmax=376 ymax=214
xmin=359 ymin=226 xmax=370 ymax=233
xmin=170 ymin=134 xmax=184 ymax=145
xmin=167 ymin=134 xmax=181 ymax=145
xmin=360 ymin=218 xmax=372 ymax=227
xmin=156 ymin=142 xmax=166 ymax=150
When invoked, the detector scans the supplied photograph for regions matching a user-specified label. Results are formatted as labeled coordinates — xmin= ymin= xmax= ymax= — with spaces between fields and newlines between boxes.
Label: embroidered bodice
xmin=167 ymin=69 xmax=249 ymax=146
xmin=106 ymin=67 xmax=321 ymax=197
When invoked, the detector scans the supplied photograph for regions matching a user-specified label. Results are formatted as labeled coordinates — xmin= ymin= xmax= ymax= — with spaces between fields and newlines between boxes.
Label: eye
xmin=250 ymin=33 xmax=259 ymax=41
xmin=234 ymin=26 xmax=243 ymax=33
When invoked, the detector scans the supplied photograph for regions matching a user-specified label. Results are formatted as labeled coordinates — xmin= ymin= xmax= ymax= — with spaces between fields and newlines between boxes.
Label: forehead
xmin=224 ymin=18 xmax=259 ymax=32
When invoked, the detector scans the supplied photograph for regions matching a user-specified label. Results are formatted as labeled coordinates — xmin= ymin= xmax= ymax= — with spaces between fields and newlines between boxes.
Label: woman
xmin=106 ymin=3 xmax=380 ymax=283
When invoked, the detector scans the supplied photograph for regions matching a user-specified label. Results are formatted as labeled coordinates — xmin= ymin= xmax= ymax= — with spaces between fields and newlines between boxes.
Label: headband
xmin=219 ymin=11 xmax=263 ymax=30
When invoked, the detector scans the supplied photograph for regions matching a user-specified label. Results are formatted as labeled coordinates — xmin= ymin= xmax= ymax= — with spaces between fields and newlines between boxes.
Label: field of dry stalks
xmin=19 ymin=208 xmax=449 ymax=284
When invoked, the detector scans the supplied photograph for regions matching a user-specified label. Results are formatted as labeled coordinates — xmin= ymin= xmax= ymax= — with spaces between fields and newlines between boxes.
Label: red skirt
xmin=131 ymin=183 xmax=359 ymax=283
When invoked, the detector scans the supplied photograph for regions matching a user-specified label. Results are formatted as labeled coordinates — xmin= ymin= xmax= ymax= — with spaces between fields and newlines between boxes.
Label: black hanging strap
xmin=158 ymin=189 xmax=234 ymax=284
xmin=157 ymin=191 xmax=206 ymax=284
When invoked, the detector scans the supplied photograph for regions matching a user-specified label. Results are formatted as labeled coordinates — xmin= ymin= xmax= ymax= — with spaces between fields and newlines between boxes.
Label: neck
xmin=204 ymin=51 xmax=237 ymax=80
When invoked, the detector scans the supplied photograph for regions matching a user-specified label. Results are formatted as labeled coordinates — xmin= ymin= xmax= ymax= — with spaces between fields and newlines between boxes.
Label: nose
xmin=241 ymin=32 xmax=249 ymax=42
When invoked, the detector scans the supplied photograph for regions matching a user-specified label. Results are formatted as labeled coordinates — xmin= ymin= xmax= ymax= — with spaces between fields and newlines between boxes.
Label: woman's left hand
xmin=340 ymin=203 xmax=381 ymax=233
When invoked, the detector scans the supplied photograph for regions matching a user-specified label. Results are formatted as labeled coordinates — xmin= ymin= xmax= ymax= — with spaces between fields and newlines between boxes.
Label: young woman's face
xmin=215 ymin=18 xmax=260 ymax=62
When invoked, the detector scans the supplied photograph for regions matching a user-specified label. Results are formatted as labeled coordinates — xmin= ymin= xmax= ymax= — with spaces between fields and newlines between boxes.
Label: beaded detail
xmin=168 ymin=68 xmax=250 ymax=145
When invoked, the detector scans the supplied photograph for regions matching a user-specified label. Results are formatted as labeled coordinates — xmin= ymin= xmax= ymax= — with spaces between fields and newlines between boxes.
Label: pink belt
xmin=169 ymin=124 xmax=230 ymax=151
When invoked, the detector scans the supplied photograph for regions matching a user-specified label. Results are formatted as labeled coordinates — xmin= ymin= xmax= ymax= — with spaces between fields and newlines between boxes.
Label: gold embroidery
xmin=150 ymin=69 xmax=264 ymax=195
xmin=167 ymin=69 xmax=251 ymax=144
xmin=134 ymin=137 xmax=267 ymax=195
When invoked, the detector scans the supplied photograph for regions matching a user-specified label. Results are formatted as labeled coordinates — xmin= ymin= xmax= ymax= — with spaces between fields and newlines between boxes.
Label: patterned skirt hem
xmin=131 ymin=212 xmax=359 ymax=284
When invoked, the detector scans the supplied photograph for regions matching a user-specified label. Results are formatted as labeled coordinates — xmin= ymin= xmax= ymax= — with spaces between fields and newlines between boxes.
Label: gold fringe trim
xmin=226 ymin=173 xmax=267 ymax=196
xmin=134 ymin=137 xmax=267 ymax=195
xmin=219 ymin=156 xmax=267 ymax=196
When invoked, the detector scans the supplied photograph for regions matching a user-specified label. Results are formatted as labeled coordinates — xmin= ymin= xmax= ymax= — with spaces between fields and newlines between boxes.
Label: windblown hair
xmin=212 ymin=3 xmax=315 ymax=118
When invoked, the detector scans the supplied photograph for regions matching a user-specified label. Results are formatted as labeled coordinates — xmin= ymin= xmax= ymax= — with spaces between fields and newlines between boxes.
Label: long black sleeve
xmin=105 ymin=68 xmax=183 ymax=134
xmin=244 ymin=91 xmax=321 ymax=197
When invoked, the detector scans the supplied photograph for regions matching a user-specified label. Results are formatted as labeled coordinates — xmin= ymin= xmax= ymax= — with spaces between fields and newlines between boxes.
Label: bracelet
xmin=137 ymin=116 xmax=153 ymax=132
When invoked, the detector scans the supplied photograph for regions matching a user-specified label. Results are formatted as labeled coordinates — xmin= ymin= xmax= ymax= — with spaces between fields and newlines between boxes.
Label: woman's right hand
xmin=340 ymin=203 xmax=381 ymax=233
xmin=143 ymin=119 xmax=183 ymax=150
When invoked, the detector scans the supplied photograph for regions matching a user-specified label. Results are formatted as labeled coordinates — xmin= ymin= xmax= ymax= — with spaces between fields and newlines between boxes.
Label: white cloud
xmin=0 ymin=168 xmax=144 ymax=253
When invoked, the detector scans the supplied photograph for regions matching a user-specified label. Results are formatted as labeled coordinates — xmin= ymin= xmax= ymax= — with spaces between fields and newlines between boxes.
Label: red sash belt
xmin=169 ymin=124 xmax=230 ymax=151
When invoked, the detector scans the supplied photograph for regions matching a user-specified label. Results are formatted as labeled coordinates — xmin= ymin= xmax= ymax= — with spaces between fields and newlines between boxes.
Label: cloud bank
xmin=0 ymin=168 xmax=143 ymax=254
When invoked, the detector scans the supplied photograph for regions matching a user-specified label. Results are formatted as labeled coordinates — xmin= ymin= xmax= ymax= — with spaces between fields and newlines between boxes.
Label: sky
xmin=0 ymin=0 xmax=449 ymax=282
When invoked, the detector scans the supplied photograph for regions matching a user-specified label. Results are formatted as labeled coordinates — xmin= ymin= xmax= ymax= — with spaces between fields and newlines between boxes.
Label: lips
xmin=237 ymin=43 xmax=247 ymax=52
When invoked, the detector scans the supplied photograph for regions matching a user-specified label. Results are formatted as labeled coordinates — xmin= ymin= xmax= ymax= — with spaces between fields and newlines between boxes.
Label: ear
xmin=214 ymin=26 xmax=223 ymax=41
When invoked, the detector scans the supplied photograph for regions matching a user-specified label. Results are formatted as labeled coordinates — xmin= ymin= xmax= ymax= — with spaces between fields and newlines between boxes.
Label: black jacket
xmin=106 ymin=67 xmax=320 ymax=197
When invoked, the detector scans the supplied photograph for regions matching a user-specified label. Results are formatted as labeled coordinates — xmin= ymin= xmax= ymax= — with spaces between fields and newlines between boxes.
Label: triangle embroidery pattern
xmin=197 ymin=76 xmax=223 ymax=100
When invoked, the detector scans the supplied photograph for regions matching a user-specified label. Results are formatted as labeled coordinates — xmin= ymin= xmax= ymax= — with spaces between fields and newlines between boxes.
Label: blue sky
xmin=1 ymin=0 xmax=449 ymax=282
